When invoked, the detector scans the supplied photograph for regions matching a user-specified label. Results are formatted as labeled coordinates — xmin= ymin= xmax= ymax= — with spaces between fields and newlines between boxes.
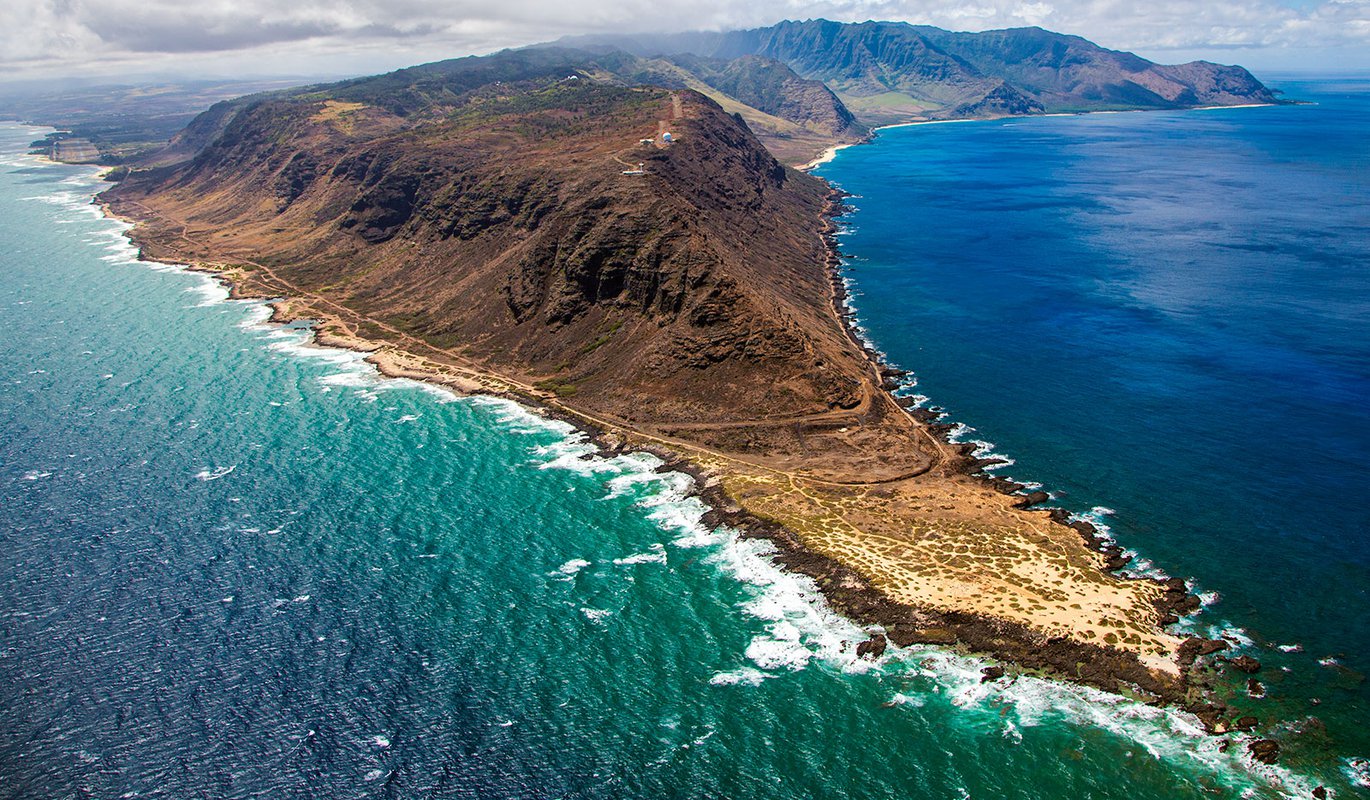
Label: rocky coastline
xmin=806 ymin=184 xmax=1265 ymax=730
xmin=94 ymin=95 xmax=1267 ymax=750
xmin=118 ymin=184 xmax=1259 ymax=744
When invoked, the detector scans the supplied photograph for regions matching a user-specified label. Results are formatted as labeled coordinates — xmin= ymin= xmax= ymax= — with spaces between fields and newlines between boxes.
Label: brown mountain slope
xmin=108 ymin=79 xmax=927 ymax=481
xmin=570 ymin=50 xmax=868 ymax=163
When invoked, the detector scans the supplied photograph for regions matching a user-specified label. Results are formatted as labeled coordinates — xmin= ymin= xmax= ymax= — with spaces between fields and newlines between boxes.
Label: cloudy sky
xmin=4 ymin=0 xmax=1368 ymax=83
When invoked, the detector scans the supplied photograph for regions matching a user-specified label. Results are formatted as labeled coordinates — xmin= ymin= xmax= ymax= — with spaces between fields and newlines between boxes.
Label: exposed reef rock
xmin=1247 ymin=738 xmax=1281 ymax=765
xmin=857 ymin=633 xmax=888 ymax=660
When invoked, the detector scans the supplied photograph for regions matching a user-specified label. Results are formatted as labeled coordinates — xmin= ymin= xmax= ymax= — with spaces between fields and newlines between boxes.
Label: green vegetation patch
xmin=534 ymin=378 xmax=580 ymax=397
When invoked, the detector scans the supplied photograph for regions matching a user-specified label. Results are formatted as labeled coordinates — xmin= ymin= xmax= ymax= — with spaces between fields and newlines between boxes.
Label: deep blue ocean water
xmin=817 ymin=78 xmax=1370 ymax=793
xmin=0 ymin=78 xmax=1364 ymax=799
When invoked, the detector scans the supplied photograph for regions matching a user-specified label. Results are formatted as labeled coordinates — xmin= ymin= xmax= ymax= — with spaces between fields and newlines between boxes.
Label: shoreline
xmin=811 ymin=190 xmax=1234 ymax=683
xmin=795 ymin=142 xmax=858 ymax=172
xmin=89 ymin=132 xmax=1258 ymax=736
xmin=797 ymin=100 xmax=1283 ymax=169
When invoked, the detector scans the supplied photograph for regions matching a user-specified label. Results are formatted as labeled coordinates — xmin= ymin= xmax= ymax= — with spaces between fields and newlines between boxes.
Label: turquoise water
xmin=0 ymin=105 xmax=1358 ymax=799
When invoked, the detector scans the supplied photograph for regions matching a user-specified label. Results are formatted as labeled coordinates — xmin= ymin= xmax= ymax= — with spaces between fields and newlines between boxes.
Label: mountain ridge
xmin=556 ymin=19 xmax=1278 ymax=125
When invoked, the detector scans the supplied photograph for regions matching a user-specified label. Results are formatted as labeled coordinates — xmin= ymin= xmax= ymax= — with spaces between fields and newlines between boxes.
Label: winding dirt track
xmin=116 ymin=194 xmax=954 ymax=488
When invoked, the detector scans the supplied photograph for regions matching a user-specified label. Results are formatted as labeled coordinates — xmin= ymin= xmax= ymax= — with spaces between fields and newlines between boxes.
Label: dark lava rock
xmin=982 ymin=476 xmax=1025 ymax=496
xmin=1102 ymin=547 xmax=1129 ymax=571
xmin=1247 ymin=678 xmax=1266 ymax=697
xmin=1247 ymin=739 xmax=1280 ymax=764
xmin=1313 ymin=786 xmax=1327 ymax=799
xmin=1231 ymin=716 xmax=1258 ymax=732
xmin=980 ymin=665 xmax=1006 ymax=683
xmin=1183 ymin=703 xmax=1230 ymax=733
xmin=856 ymin=633 xmax=887 ymax=660
xmin=1013 ymin=491 xmax=1051 ymax=509
xmin=1228 ymin=655 xmax=1262 ymax=674
xmin=1178 ymin=637 xmax=1229 ymax=666
xmin=879 ymin=367 xmax=909 ymax=390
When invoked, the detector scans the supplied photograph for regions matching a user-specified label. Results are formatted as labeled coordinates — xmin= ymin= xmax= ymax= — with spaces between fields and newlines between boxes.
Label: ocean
xmin=0 ymin=78 xmax=1364 ymax=799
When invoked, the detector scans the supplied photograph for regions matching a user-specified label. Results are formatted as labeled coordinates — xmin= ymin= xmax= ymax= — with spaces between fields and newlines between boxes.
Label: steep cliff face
xmin=106 ymin=76 xmax=873 ymax=441
xmin=672 ymin=54 xmax=865 ymax=138
xmin=560 ymin=19 xmax=1278 ymax=125
xmin=913 ymin=25 xmax=1279 ymax=111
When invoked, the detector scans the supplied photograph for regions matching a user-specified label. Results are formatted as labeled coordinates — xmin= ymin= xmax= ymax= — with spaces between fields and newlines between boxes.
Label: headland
xmin=86 ymin=26 xmax=1286 ymax=738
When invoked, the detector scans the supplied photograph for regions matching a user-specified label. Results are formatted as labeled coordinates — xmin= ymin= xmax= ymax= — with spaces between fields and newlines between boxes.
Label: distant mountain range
xmin=7 ymin=20 xmax=1279 ymax=168
xmin=96 ymin=19 xmax=1282 ymax=484
xmin=559 ymin=19 xmax=1279 ymax=126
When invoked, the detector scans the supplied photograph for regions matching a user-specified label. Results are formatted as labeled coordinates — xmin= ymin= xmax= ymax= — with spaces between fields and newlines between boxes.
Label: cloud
xmin=1 ymin=0 xmax=1366 ymax=77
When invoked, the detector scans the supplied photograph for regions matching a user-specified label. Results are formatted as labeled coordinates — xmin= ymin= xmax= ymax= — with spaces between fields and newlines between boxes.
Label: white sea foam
xmin=186 ymin=280 xmax=231 ymax=307
xmin=1197 ymin=590 xmax=1222 ymax=607
xmin=523 ymin=419 xmax=876 ymax=679
xmin=268 ymin=337 xmax=368 ymax=366
xmin=21 ymin=470 xmax=52 ymax=480
xmin=708 ymin=667 xmax=771 ymax=687
xmin=194 ymin=465 xmax=236 ymax=482
xmin=875 ymin=644 xmax=1320 ymax=797
xmin=944 ymin=422 xmax=1016 ymax=472
xmin=392 ymin=377 xmax=460 ymax=404
xmin=1344 ymin=756 xmax=1370 ymax=788
xmin=1220 ymin=628 xmax=1255 ymax=647
xmin=531 ymin=438 xmax=613 ymax=474
xmin=550 ymin=558 xmax=591 ymax=580
xmin=603 ymin=461 xmax=676 ymax=499
xmin=319 ymin=371 xmax=376 ymax=389
xmin=237 ymin=303 xmax=274 ymax=329
xmin=580 ymin=607 xmax=612 ymax=623
xmin=683 ymin=528 xmax=873 ymax=677
xmin=612 ymin=543 xmax=668 ymax=566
